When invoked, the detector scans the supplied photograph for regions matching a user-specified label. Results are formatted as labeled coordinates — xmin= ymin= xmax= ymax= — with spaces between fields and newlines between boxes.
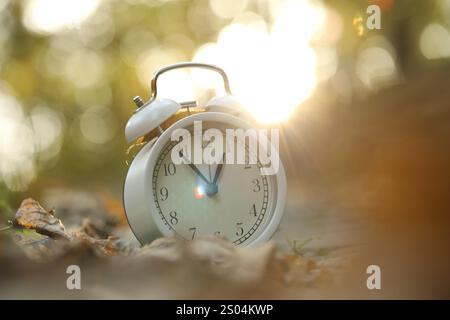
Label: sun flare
xmin=191 ymin=0 xmax=329 ymax=124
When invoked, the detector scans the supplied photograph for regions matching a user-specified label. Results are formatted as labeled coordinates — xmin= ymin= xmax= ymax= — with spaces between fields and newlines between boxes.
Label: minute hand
xmin=212 ymin=153 xmax=226 ymax=185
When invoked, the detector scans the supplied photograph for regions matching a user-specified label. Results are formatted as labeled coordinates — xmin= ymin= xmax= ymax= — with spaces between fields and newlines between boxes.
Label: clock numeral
xmin=249 ymin=204 xmax=257 ymax=217
xmin=163 ymin=163 xmax=176 ymax=176
xmin=189 ymin=227 xmax=197 ymax=240
xmin=252 ymin=178 xmax=261 ymax=192
xmin=160 ymin=187 xmax=168 ymax=201
xmin=235 ymin=222 xmax=244 ymax=237
xmin=169 ymin=210 xmax=178 ymax=225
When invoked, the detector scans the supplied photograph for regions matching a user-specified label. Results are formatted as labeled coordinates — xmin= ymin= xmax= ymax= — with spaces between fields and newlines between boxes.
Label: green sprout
xmin=286 ymin=237 xmax=313 ymax=256
xmin=0 ymin=220 xmax=13 ymax=232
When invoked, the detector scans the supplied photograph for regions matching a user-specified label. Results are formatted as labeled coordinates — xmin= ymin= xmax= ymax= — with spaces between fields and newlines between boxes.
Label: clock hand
xmin=203 ymin=140 xmax=213 ymax=182
xmin=188 ymin=162 xmax=218 ymax=196
xmin=179 ymin=150 xmax=211 ymax=185
xmin=186 ymin=161 xmax=219 ymax=196
xmin=187 ymin=162 xmax=211 ymax=185
xmin=213 ymin=163 xmax=223 ymax=185
xmin=212 ymin=153 xmax=225 ymax=185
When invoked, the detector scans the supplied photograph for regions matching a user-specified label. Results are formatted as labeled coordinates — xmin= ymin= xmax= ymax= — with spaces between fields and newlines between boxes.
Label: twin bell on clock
xmin=123 ymin=62 xmax=287 ymax=247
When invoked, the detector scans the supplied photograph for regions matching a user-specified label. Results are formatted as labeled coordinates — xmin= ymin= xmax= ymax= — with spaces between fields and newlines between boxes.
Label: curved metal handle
xmin=149 ymin=62 xmax=232 ymax=102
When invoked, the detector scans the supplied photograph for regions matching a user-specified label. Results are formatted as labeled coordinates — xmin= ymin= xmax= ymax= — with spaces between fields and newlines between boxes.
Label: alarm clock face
xmin=145 ymin=112 xmax=286 ymax=246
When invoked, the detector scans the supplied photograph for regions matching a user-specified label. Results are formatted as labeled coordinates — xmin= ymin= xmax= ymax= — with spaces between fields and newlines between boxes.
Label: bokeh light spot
xmin=22 ymin=0 xmax=100 ymax=35
xmin=420 ymin=22 xmax=450 ymax=60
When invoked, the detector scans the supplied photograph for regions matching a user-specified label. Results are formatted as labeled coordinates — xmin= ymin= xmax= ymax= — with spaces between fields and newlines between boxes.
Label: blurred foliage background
xmin=0 ymin=0 xmax=449 ymax=219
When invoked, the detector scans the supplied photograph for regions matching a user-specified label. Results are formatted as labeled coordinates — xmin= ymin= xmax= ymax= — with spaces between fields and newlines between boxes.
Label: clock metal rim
xmin=123 ymin=138 xmax=164 ymax=245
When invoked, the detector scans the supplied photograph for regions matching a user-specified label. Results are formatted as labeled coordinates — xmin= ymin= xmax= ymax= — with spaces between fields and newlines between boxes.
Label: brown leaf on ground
xmin=72 ymin=224 xmax=136 ymax=257
xmin=79 ymin=218 xmax=109 ymax=239
xmin=13 ymin=198 xmax=72 ymax=241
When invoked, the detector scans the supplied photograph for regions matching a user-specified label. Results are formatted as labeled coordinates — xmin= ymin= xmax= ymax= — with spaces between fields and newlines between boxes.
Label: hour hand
xmin=179 ymin=150 xmax=210 ymax=185
xmin=188 ymin=163 xmax=210 ymax=185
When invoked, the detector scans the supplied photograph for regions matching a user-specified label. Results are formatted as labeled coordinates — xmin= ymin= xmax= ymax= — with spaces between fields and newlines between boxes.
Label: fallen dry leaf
xmin=13 ymin=198 xmax=72 ymax=241
xmin=72 ymin=228 xmax=134 ymax=257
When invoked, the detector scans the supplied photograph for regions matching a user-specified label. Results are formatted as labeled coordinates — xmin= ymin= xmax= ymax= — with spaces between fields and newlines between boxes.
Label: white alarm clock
xmin=123 ymin=62 xmax=287 ymax=246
